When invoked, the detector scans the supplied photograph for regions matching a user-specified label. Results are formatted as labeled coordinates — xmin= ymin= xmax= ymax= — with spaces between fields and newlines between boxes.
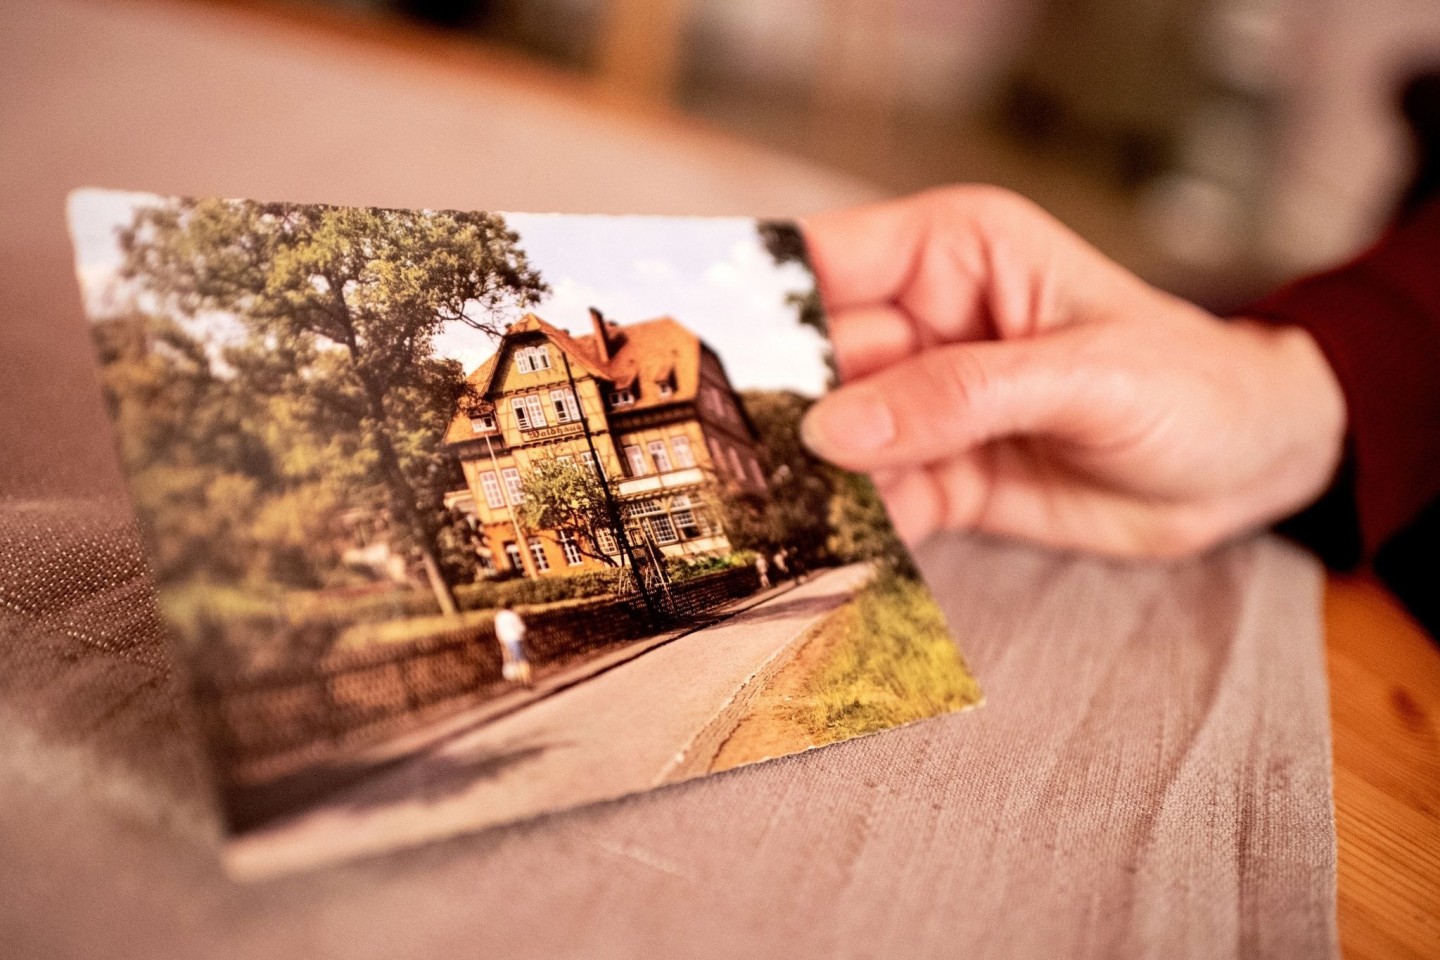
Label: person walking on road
xmin=494 ymin=604 xmax=533 ymax=688
xmin=754 ymin=553 xmax=771 ymax=590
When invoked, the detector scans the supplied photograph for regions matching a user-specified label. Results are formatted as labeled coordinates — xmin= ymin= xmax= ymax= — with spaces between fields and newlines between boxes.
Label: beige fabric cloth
xmin=0 ymin=1 xmax=1337 ymax=956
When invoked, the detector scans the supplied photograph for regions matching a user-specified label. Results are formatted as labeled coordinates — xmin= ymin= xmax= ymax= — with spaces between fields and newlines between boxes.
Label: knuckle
xmin=923 ymin=346 xmax=992 ymax=416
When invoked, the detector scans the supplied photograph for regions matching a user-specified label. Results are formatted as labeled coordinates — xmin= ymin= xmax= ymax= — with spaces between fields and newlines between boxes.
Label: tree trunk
xmin=361 ymin=386 xmax=459 ymax=616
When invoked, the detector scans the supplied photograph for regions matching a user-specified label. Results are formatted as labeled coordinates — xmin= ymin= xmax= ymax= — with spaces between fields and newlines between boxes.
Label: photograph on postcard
xmin=67 ymin=191 xmax=982 ymax=877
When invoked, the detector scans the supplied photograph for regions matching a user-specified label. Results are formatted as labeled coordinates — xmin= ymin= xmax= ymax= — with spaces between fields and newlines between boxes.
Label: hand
xmin=799 ymin=186 xmax=1348 ymax=558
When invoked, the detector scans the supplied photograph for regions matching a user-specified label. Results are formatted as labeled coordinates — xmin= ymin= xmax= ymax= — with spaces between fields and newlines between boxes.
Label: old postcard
xmin=67 ymin=191 xmax=982 ymax=878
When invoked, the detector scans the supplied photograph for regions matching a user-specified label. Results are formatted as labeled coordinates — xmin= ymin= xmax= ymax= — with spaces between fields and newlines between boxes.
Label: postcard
xmin=66 ymin=191 xmax=983 ymax=878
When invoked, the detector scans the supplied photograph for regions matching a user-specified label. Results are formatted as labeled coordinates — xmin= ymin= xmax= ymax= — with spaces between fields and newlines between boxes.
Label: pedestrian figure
xmin=772 ymin=548 xmax=790 ymax=581
xmin=755 ymin=553 xmax=771 ymax=590
xmin=494 ymin=604 xmax=533 ymax=688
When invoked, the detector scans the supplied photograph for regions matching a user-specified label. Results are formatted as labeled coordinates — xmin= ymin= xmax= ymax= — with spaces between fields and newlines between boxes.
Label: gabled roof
xmin=444 ymin=313 xmax=709 ymax=445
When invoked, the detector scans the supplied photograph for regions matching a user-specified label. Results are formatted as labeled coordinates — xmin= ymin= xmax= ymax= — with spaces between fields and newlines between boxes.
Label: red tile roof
xmin=445 ymin=313 xmax=708 ymax=444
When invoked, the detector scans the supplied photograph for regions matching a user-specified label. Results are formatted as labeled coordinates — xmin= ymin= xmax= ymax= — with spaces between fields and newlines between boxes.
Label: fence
xmin=195 ymin=565 xmax=763 ymax=785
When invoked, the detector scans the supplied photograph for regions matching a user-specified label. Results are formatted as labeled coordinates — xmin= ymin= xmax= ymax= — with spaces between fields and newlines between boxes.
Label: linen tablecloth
xmin=0 ymin=2 xmax=1337 ymax=955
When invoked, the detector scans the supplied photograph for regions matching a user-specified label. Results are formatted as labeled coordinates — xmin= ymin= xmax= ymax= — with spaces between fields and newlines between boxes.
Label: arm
xmin=1246 ymin=199 xmax=1440 ymax=569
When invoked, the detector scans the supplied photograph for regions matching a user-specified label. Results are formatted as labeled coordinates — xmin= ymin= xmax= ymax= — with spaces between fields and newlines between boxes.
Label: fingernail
xmin=801 ymin=388 xmax=896 ymax=457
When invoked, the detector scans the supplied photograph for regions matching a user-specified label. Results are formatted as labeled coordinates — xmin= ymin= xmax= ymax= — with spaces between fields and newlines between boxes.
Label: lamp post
xmin=560 ymin=351 xmax=658 ymax=622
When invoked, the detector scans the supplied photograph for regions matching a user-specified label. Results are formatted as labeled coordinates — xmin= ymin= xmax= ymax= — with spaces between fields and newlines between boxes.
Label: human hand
xmin=799 ymin=186 xmax=1347 ymax=558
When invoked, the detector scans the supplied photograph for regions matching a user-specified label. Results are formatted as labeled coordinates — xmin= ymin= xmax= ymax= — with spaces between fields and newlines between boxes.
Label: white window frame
xmin=671 ymin=435 xmax=695 ymax=468
xmin=515 ymin=349 xmax=534 ymax=374
xmin=532 ymin=345 xmax=551 ymax=370
xmin=479 ymin=470 xmax=505 ymax=509
xmin=580 ymin=450 xmax=598 ymax=475
xmin=625 ymin=444 xmax=647 ymax=477
xmin=528 ymin=537 xmax=550 ymax=572
xmin=501 ymin=467 xmax=524 ymax=505
xmin=657 ymin=379 xmax=674 ymax=398
xmin=469 ymin=413 xmax=496 ymax=433
xmin=649 ymin=440 xmax=672 ymax=473
xmin=672 ymin=493 xmax=697 ymax=531
xmin=504 ymin=542 xmax=523 ymax=571
xmin=510 ymin=397 xmax=530 ymax=430
xmin=559 ymin=532 xmax=583 ymax=566
xmin=709 ymin=438 xmax=727 ymax=476
xmin=609 ymin=388 xmax=635 ymax=408
xmin=596 ymin=527 xmax=618 ymax=555
xmin=550 ymin=387 xmax=580 ymax=423
xmin=524 ymin=394 xmax=547 ymax=429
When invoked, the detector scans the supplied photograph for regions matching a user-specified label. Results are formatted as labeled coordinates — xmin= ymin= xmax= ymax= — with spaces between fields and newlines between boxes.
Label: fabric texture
xmin=0 ymin=1 xmax=1337 ymax=955
xmin=0 ymin=505 xmax=1339 ymax=960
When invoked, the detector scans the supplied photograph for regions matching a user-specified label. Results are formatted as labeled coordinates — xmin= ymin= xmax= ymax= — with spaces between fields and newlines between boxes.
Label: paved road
xmin=228 ymin=563 xmax=874 ymax=878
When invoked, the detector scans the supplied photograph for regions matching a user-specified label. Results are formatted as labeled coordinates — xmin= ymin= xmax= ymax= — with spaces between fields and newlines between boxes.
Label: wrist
xmin=1238 ymin=318 xmax=1348 ymax=514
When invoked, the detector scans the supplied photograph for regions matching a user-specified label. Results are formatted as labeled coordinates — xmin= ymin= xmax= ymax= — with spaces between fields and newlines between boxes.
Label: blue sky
xmin=68 ymin=192 xmax=831 ymax=396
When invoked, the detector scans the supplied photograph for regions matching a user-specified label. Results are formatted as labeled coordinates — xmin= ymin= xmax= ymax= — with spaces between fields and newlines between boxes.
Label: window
xmin=672 ymin=494 xmax=701 ymax=539
xmin=504 ymin=542 xmax=523 ymax=572
xmin=528 ymin=538 xmax=550 ymax=572
xmin=479 ymin=470 xmax=505 ymax=509
xmin=671 ymin=435 xmax=695 ymax=468
xmin=556 ymin=453 xmax=574 ymax=466
xmin=608 ymin=388 xmax=635 ymax=408
xmin=625 ymin=499 xmax=679 ymax=545
xmin=469 ymin=413 xmax=496 ymax=433
xmin=596 ymin=527 xmax=619 ymax=555
xmin=552 ymin=388 xmax=579 ymax=423
xmin=476 ymin=551 xmax=495 ymax=573
xmin=515 ymin=345 xmax=551 ymax=373
xmin=580 ymin=451 xmax=598 ymax=475
xmin=510 ymin=396 xmax=530 ymax=430
xmin=550 ymin=388 xmax=580 ymax=423
xmin=701 ymin=385 xmax=724 ymax=417
xmin=728 ymin=446 xmax=746 ymax=484
xmin=657 ymin=377 xmax=675 ymax=398
xmin=709 ymin=438 xmax=728 ymax=477
xmin=649 ymin=513 xmax=678 ymax=544
xmin=501 ymin=467 xmax=523 ymax=505
xmin=625 ymin=444 xmax=647 ymax=477
xmin=747 ymin=456 xmax=765 ymax=487
xmin=649 ymin=440 xmax=671 ymax=473
xmin=525 ymin=394 xmax=547 ymax=429
xmin=559 ymin=532 xmax=583 ymax=566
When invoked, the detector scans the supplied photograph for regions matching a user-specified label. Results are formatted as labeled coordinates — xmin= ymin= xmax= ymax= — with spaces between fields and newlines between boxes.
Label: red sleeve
xmin=1245 ymin=199 xmax=1440 ymax=567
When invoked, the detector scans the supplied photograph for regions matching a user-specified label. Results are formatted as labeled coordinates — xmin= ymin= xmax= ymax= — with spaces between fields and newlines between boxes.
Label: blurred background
xmin=291 ymin=0 xmax=1440 ymax=308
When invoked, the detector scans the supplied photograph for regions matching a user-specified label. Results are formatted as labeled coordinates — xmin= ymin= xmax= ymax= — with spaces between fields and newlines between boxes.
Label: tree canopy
xmin=117 ymin=199 xmax=548 ymax=613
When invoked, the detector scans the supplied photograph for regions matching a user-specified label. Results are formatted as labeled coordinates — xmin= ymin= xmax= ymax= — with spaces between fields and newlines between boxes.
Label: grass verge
xmin=797 ymin=569 xmax=982 ymax=744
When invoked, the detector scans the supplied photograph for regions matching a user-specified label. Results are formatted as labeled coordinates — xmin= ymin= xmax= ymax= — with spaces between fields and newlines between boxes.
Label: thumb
xmin=800 ymin=333 xmax=1111 ymax=471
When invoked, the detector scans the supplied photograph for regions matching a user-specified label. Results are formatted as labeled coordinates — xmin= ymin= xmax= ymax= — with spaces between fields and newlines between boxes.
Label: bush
xmin=453 ymin=568 xmax=626 ymax=609
xmin=665 ymin=552 xmax=753 ymax=582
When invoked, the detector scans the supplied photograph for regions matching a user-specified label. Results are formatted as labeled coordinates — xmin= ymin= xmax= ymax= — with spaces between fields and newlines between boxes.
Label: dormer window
xmin=656 ymin=376 xmax=675 ymax=398
xmin=608 ymin=388 xmax=635 ymax=408
xmin=469 ymin=413 xmax=496 ymax=433
xmin=514 ymin=345 xmax=551 ymax=374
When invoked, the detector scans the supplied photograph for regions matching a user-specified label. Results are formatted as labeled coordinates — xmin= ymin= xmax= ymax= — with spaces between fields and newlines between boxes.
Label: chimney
xmin=589 ymin=307 xmax=611 ymax=363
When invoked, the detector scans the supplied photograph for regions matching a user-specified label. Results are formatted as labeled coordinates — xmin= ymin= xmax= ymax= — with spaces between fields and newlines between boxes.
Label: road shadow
xmin=226 ymin=737 xmax=568 ymax=831
xmin=724 ymin=589 xmax=850 ymax=627
xmin=323 ymin=738 xmax=569 ymax=815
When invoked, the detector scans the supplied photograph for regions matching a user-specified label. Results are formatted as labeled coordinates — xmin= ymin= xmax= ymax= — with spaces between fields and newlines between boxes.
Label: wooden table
xmin=1326 ymin=576 xmax=1440 ymax=959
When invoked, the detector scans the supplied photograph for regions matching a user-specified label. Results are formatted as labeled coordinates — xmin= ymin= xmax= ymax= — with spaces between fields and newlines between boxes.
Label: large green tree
xmin=517 ymin=457 xmax=622 ymax=567
xmin=120 ymin=199 xmax=547 ymax=613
